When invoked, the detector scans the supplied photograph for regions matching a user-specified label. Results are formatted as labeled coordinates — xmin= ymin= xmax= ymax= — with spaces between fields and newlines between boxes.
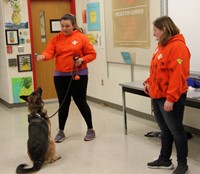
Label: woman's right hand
xmin=144 ymin=83 xmax=150 ymax=95
xmin=36 ymin=55 xmax=45 ymax=61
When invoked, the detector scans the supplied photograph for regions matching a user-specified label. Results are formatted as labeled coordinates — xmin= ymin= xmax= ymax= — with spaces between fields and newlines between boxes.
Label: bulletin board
xmin=104 ymin=0 xmax=162 ymax=66
xmin=168 ymin=0 xmax=200 ymax=73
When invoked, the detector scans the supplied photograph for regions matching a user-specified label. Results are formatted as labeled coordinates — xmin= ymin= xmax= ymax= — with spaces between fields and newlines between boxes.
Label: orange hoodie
xmin=145 ymin=34 xmax=190 ymax=102
xmin=42 ymin=30 xmax=96 ymax=72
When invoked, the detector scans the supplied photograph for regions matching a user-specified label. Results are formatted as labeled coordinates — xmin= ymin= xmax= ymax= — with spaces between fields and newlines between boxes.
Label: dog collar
xmin=35 ymin=113 xmax=41 ymax=118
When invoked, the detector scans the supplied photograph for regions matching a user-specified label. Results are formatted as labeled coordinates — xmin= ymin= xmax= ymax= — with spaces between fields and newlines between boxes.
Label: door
xmin=30 ymin=0 xmax=70 ymax=99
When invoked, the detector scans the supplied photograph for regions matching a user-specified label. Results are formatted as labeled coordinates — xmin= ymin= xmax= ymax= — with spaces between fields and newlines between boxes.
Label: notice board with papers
xmin=104 ymin=0 xmax=162 ymax=66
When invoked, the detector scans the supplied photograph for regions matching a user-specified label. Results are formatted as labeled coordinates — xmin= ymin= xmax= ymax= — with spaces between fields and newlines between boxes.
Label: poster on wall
xmin=87 ymin=2 xmax=101 ymax=31
xmin=82 ymin=10 xmax=87 ymax=23
xmin=18 ymin=28 xmax=31 ymax=44
xmin=12 ymin=76 xmax=33 ymax=103
xmin=3 ymin=0 xmax=29 ymax=29
xmin=86 ymin=33 xmax=97 ymax=44
xmin=112 ymin=0 xmax=150 ymax=48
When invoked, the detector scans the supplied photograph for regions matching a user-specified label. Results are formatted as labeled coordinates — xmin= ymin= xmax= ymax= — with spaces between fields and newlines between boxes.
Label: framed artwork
xmin=5 ymin=29 xmax=19 ymax=45
xmin=12 ymin=77 xmax=33 ymax=103
xmin=50 ymin=19 xmax=61 ymax=33
xmin=17 ymin=54 xmax=32 ymax=72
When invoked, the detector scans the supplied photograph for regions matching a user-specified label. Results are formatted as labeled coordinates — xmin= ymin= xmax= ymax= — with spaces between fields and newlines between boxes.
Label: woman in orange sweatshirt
xmin=37 ymin=14 xmax=96 ymax=143
xmin=144 ymin=16 xmax=190 ymax=174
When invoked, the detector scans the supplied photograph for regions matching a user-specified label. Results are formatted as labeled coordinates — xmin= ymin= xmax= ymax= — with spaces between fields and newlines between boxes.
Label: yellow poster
xmin=90 ymin=11 xmax=97 ymax=23
xmin=86 ymin=33 xmax=97 ymax=44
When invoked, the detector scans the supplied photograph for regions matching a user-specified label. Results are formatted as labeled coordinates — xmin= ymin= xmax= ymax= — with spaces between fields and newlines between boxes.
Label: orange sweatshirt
xmin=145 ymin=34 xmax=190 ymax=102
xmin=42 ymin=30 xmax=96 ymax=72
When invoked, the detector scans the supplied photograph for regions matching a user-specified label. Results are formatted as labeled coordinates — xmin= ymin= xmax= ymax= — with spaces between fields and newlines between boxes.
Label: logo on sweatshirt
xmin=72 ymin=40 xmax=78 ymax=45
xmin=157 ymin=54 xmax=163 ymax=60
xmin=177 ymin=58 xmax=183 ymax=65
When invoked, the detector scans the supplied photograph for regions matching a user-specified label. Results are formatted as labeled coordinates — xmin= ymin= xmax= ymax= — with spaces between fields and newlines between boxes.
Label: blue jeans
xmin=151 ymin=93 xmax=188 ymax=165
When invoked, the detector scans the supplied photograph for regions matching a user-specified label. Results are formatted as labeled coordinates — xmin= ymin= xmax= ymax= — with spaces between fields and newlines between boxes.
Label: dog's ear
xmin=36 ymin=87 xmax=42 ymax=97
xmin=20 ymin=95 xmax=29 ymax=102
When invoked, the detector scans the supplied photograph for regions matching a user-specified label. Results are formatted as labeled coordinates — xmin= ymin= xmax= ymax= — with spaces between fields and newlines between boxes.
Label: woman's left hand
xmin=164 ymin=100 xmax=174 ymax=112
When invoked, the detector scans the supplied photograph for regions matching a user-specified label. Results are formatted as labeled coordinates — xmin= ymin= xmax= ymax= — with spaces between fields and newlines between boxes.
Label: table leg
xmin=122 ymin=89 xmax=127 ymax=135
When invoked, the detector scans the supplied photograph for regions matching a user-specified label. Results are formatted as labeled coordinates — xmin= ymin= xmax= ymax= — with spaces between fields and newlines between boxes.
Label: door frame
xmin=27 ymin=0 xmax=76 ymax=89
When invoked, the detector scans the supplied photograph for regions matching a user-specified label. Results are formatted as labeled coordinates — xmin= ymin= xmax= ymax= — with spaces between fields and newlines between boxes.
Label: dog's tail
xmin=16 ymin=161 xmax=43 ymax=174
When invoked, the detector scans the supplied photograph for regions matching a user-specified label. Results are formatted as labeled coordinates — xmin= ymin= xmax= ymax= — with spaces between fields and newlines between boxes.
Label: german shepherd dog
xmin=16 ymin=87 xmax=61 ymax=173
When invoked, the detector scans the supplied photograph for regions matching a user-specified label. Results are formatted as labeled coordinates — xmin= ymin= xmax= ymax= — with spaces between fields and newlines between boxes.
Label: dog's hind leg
xmin=44 ymin=139 xmax=61 ymax=164
xmin=49 ymin=153 xmax=61 ymax=163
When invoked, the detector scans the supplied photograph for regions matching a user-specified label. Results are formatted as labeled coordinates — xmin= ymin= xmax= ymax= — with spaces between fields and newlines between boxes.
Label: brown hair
xmin=153 ymin=16 xmax=180 ymax=46
xmin=60 ymin=13 xmax=83 ymax=32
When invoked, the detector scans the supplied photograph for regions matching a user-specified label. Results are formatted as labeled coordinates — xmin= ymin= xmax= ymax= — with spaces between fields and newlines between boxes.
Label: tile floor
xmin=0 ymin=101 xmax=200 ymax=174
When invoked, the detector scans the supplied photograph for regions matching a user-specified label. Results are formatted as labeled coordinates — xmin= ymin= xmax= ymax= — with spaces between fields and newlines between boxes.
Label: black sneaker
xmin=147 ymin=159 xmax=174 ymax=169
xmin=172 ymin=165 xmax=188 ymax=174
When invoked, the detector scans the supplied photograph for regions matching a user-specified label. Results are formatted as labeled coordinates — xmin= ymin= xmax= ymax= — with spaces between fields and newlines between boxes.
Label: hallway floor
xmin=0 ymin=101 xmax=200 ymax=174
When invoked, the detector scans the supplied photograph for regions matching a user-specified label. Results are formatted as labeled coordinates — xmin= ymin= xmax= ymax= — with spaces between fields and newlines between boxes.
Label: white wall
xmin=75 ymin=0 xmax=200 ymax=130
xmin=0 ymin=0 xmax=33 ymax=104
xmin=168 ymin=0 xmax=200 ymax=73
xmin=0 ymin=0 xmax=10 ymax=102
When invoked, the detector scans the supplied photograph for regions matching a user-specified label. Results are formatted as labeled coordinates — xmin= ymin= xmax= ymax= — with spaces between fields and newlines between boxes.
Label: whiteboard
xmin=168 ymin=0 xmax=200 ymax=73
xmin=104 ymin=0 xmax=161 ymax=66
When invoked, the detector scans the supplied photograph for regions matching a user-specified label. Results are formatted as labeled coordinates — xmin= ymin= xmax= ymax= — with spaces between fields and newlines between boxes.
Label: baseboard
xmin=87 ymin=96 xmax=200 ymax=137
xmin=0 ymin=98 xmax=58 ymax=108
xmin=1 ymin=96 xmax=200 ymax=137
xmin=0 ymin=98 xmax=26 ymax=108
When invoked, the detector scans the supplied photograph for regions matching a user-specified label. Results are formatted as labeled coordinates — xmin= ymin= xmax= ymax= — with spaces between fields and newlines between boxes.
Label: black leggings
xmin=54 ymin=75 xmax=93 ymax=130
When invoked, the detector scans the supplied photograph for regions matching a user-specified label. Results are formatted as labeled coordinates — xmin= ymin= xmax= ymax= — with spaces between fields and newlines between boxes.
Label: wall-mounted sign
xmin=8 ymin=58 xmax=17 ymax=67
xmin=7 ymin=45 xmax=13 ymax=53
